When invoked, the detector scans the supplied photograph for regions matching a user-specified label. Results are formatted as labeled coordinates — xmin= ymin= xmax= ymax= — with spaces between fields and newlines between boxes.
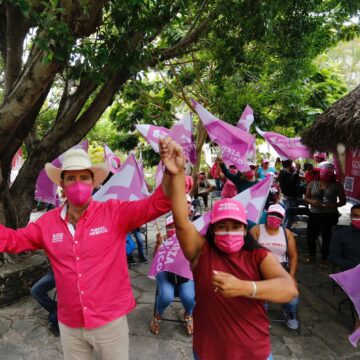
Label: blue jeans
xmin=281 ymin=197 xmax=302 ymax=229
xmin=215 ymin=178 xmax=222 ymax=191
xmin=282 ymin=296 xmax=299 ymax=316
xmin=31 ymin=270 xmax=57 ymax=325
xmin=132 ymin=228 xmax=145 ymax=258
xmin=155 ymin=272 xmax=195 ymax=316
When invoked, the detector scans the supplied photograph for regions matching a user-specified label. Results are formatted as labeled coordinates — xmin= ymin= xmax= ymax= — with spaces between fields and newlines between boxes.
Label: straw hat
xmin=45 ymin=149 xmax=110 ymax=187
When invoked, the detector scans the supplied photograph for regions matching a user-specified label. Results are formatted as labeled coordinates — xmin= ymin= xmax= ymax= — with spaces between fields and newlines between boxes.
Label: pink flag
xmin=148 ymin=235 xmax=193 ymax=280
xmin=136 ymin=115 xmax=197 ymax=164
xmin=192 ymin=100 xmax=255 ymax=171
xmin=237 ymin=105 xmax=254 ymax=132
xmin=135 ymin=124 xmax=170 ymax=152
xmin=10 ymin=148 xmax=24 ymax=185
xmin=93 ymin=153 xmax=149 ymax=202
xmin=330 ymin=264 xmax=360 ymax=347
xmin=104 ymin=145 xmax=121 ymax=173
xmin=169 ymin=113 xmax=197 ymax=164
xmin=35 ymin=141 xmax=88 ymax=205
xmin=256 ymin=127 xmax=311 ymax=160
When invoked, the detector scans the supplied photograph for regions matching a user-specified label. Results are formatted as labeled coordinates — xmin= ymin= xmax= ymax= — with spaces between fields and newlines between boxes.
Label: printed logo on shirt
xmin=89 ymin=226 xmax=108 ymax=236
xmin=52 ymin=233 xmax=64 ymax=243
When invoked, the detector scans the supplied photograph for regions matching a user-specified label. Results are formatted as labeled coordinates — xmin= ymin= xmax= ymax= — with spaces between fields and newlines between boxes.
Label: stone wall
xmin=0 ymin=254 xmax=49 ymax=307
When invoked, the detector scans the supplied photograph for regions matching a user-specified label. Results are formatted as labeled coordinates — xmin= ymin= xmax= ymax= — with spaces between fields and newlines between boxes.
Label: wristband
xmin=250 ymin=281 xmax=257 ymax=297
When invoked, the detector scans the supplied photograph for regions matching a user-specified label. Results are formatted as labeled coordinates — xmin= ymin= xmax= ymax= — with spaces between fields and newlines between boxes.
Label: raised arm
xmin=160 ymin=137 xmax=204 ymax=263
xmin=220 ymin=160 xmax=238 ymax=183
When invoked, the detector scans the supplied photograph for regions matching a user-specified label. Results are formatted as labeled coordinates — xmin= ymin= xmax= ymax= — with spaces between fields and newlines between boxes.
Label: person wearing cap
xmin=257 ymin=159 xmax=276 ymax=180
xmin=165 ymin=141 xmax=298 ymax=360
xmin=304 ymin=162 xmax=346 ymax=267
xmin=250 ymin=204 xmax=299 ymax=330
xmin=330 ymin=203 xmax=360 ymax=271
xmin=0 ymin=143 xmax=180 ymax=360
xmin=313 ymin=151 xmax=327 ymax=164
xmin=218 ymin=158 xmax=258 ymax=194
xmin=150 ymin=213 xmax=195 ymax=336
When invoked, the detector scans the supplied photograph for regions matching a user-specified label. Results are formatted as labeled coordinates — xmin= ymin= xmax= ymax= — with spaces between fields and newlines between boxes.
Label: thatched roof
xmin=302 ymin=84 xmax=360 ymax=152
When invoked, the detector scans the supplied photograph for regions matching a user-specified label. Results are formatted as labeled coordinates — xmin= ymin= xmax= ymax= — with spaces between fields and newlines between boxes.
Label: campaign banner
xmin=193 ymin=100 xmax=255 ymax=171
xmin=10 ymin=148 xmax=24 ymax=185
xmin=343 ymin=148 xmax=360 ymax=204
xmin=330 ymin=264 xmax=360 ymax=347
xmin=93 ymin=153 xmax=149 ymax=202
xmin=135 ymin=124 xmax=170 ymax=153
xmin=256 ymin=127 xmax=311 ymax=160
xmin=148 ymin=235 xmax=193 ymax=280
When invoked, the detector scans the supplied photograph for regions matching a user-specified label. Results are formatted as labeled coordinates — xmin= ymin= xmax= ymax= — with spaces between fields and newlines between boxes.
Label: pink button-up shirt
xmin=0 ymin=186 xmax=171 ymax=329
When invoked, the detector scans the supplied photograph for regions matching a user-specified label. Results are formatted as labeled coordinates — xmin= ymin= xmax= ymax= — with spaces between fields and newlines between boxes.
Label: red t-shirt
xmin=193 ymin=242 xmax=270 ymax=360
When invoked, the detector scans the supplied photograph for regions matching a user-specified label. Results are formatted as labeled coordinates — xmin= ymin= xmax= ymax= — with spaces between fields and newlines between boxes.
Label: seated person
xmin=330 ymin=204 xmax=360 ymax=270
xmin=31 ymin=268 xmax=58 ymax=336
xmin=194 ymin=171 xmax=211 ymax=208
xmin=250 ymin=204 xmax=299 ymax=330
xmin=150 ymin=215 xmax=195 ymax=336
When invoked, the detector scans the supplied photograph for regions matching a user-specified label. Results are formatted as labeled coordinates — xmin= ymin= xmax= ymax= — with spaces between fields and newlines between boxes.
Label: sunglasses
xmin=268 ymin=213 xmax=283 ymax=219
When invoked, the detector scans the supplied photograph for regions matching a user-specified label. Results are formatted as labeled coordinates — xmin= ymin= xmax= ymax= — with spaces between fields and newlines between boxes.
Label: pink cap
xmin=210 ymin=199 xmax=247 ymax=225
xmin=314 ymin=151 xmax=326 ymax=159
xmin=267 ymin=204 xmax=285 ymax=217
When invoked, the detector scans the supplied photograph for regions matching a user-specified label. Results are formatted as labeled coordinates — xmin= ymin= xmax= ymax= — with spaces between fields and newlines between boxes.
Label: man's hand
xmin=159 ymin=137 xmax=185 ymax=175
xmin=212 ymin=270 xmax=243 ymax=298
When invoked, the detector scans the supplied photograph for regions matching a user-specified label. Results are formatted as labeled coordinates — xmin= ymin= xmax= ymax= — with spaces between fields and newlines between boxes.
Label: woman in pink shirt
xmin=160 ymin=138 xmax=298 ymax=360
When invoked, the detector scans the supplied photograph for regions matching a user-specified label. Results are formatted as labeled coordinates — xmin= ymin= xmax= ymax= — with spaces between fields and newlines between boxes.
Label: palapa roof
xmin=301 ymin=84 xmax=360 ymax=152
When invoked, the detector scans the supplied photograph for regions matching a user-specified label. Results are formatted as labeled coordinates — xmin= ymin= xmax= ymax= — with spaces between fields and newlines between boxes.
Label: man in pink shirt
xmin=0 ymin=143 xmax=179 ymax=360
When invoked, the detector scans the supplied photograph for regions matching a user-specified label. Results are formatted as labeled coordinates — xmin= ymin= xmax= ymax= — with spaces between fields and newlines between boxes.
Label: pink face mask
xmin=351 ymin=218 xmax=360 ymax=231
xmin=244 ymin=170 xmax=255 ymax=179
xmin=64 ymin=182 xmax=93 ymax=207
xmin=267 ymin=215 xmax=283 ymax=228
xmin=166 ymin=229 xmax=176 ymax=238
xmin=229 ymin=167 xmax=237 ymax=175
xmin=214 ymin=231 xmax=245 ymax=254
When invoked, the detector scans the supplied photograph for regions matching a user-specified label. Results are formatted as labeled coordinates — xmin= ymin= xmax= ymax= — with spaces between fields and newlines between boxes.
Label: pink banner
xmin=35 ymin=141 xmax=88 ymax=205
xmin=256 ymin=127 xmax=311 ymax=160
xmin=193 ymin=100 xmax=255 ymax=171
xmin=330 ymin=264 xmax=360 ymax=347
xmin=10 ymin=148 xmax=24 ymax=185
xmin=93 ymin=153 xmax=149 ymax=202
xmin=237 ymin=105 xmax=254 ymax=132
xmin=343 ymin=149 xmax=360 ymax=204
xmin=148 ymin=235 xmax=193 ymax=280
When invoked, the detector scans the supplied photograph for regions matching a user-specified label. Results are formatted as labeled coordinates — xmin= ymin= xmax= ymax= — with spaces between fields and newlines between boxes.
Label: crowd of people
xmin=1 ymin=138 xmax=359 ymax=359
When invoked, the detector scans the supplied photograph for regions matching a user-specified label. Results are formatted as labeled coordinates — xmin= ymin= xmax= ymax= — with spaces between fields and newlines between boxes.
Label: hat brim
xmin=267 ymin=210 xmax=285 ymax=217
xmin=45 ymin=163 xmax=110 ymax=188
xmin=210 ymin=213 xmax=247 ymax=225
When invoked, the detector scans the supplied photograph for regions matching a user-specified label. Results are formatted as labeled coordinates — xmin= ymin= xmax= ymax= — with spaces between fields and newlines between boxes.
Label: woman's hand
xmin=212 ymin=270 xmax=244 ymax=297
xmin=159 ymin=137 xmax=185 ymax=176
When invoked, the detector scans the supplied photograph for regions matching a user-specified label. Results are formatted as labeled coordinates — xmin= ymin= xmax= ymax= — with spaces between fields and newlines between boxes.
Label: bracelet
xmin=250 ymin=281 xmax=257 ymax=297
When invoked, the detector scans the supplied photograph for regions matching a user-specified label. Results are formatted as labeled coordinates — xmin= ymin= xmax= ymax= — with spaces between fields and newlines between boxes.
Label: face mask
xmin=244 ymin=170 xmax=255 ymax=179
xmin=199 ymin=175 xmax=205 ymax=181
xmin=351 ymin=218 xmax=360 ymax=231
xmin=166 ymin=228 xmax=176 ymax=238
xmin=267 ymin=215 xmax=283 ymax=228
xmin=229 ymin=168 xmax=237 ymax=175
xmin=64 ymin=182 xmax=93 ymax=207
xmin=214 ymin=231 xmax=245 ymax=254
